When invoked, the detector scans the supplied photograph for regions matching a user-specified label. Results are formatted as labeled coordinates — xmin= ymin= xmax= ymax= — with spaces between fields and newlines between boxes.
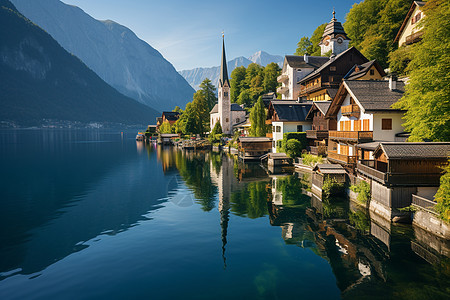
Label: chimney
xmin=389 ymin=74 xmax=398 ymax=91
xmin=304 ymin=54 xmax=308 ymax=63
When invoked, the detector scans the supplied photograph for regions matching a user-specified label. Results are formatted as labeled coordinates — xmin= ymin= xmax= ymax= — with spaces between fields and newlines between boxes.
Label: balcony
xmin=310 ymin=145 xmax=327 ymax=156
xmin=277 ymin=74 xmax=288 ymax=83
xmin=329 ymin=131 xmax=373 ymax=142
xmin=277 ymin=86 xmax=288 ymax=94
xmin=405 ymin=31 xmax=423 ymax=45
xmin=300 ymin=82 xmax=323 ymax=95
xmin=341 ymin=104 xmax=360 ymax=117
xmin=412 ymin=194 xmax=437 ymax=215
xmin=328 ymin=151 xmax=357 ymax=165
xmin=357 ymin=160 xmax=442 ymax=186
xmin=306 ymin=130 xmax=329 ymax=140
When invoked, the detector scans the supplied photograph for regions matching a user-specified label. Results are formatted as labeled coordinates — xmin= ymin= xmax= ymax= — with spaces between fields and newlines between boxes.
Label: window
xmin=370 ymin=69 xmax=375 ymax=75
xmin=330 ymin=66 xmax=336 ymax=71
xmin=226 ymin=118 xmax=229 ymax=122
xmin=236 ymin=118 xmax=240 ymax=123
xmin=363 ymin=119 xmax=370 ymax=131
xmin=354 ymin=120 xmax=361 ymax=131
xmin=224 ymin=92 xmax=228 ymax=97
xmin=276 ymin=126 xmax=281 ymax=132
xmin=297 ymin=125 xmax=303 ymax=132
xmin=272 ymin=141 xmax=275 ymax=148
xmin=382 ymin=118 xmax=392 ymax=130
xmin=329 ymin=76 xmax=334 ymax=82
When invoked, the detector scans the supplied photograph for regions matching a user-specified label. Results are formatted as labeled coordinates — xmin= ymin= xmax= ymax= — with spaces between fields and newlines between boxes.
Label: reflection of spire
xmin=220 ymin=203 xmax=229 ymax=269
xmin=218 ymin=155 xmax=231 ymax=269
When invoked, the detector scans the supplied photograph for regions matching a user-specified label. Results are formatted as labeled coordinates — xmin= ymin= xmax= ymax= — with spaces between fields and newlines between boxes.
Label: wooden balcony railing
xmin=412 ymin=194 xmax=437 ymax=214
xmin=300 ymin=82 xmax=323 ymax=94
xmin=310 ymin=145 xmax=327 ymax=156
xmin=341 ymin=104 xmax=360 ymax=116
xmin=357 ymin=161 xmax=386 ymax=183
xmin=328 ymin=152 xmax=357 ymax=165
xmin=329 ymin=131 xmax=373 ymax=142
xmin=306 ymin=130 xmax=329 ymax=140
xmin=405 ymin=31 xmax=424 ymax=45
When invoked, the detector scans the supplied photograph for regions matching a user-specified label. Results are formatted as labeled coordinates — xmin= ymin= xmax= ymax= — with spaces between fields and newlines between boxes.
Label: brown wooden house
xmin=238 ymin=137 xmax=272 ymax=161
xmin=357 ymin=142 xmax=450 ymax=187
xmin=298 ymin=47 xmax=369 ymax=101
xmin=305 ymin=101 xmax=336 ymax=156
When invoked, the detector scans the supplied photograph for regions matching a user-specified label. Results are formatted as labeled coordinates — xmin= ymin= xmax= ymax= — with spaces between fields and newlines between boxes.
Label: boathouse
xmin=311 ymin=164 xmax=347 ymax=196
xmin=237 ymin=137 xmax=272 ymax=161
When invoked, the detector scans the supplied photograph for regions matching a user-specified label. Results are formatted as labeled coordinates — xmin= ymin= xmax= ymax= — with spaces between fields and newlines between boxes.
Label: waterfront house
xmin=267 ymin=100 xmax=312 ymax=153
xmin=394 ymin=1 xmax=426 ymax=47
xmin=237 ymin=137 xmax=272 ymax=161
xmin=158 ymin=133 xmax=179 ymax=145
xmin=277 ymin=55 xmax=329 ymax=100
xmin=311 ymin=163 xmax=347 ymax=196
xmin=305 ymin=101 xmax=334 ymax=156
xmin=161 ymin=111 xmax=180 ymax=125
xmin=210 ymin=37 xmax=246 ymax=135
xmin=325 ymin=78 xmax=406 ymax=168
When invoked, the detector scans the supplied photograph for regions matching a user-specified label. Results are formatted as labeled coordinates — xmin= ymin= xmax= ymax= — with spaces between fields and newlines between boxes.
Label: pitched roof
xmin=344 ymin=60 xmax=386 ymax=80
xmin=285 ymin=55 xmax=329 ymax=69
xmin=375 ymin=142 xmax=450 ymax=160
xmin=231 ymin=103 xmax=245 ymax=111
xmin=219 ymin=38 xmax=230 ymax=87
xmin=210 ymin=104 xmax=218 ymax=114
xmin=270 ymin=101 xmax=312 ymax=122
xmin=344 ymin=80 xmax=405 ymax=111
xmin=357 ymin=141 xmax=381 ymax=151
xmin=327 ymin=88 xmax=339 ymax=100
xmin=162 ymin=111 xmax=180 ymax=121
xmin=394 ymin=1 xmax=427 ymax=43
xmin=238 ymin=137 xmax=272 ymax=143
xmin=298 ymin=47 xmax=367 ymax=84
xmin=319 ymin=13 xmax=350 ymax=43
xmin=313 ymin=163 xmax=346 ymax=174
xmin=314 ymin=101 xmax=332 ymax=115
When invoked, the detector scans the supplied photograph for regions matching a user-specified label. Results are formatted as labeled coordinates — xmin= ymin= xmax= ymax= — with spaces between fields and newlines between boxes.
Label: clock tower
xmin=319 ymin=9 xmax=350 ymax=56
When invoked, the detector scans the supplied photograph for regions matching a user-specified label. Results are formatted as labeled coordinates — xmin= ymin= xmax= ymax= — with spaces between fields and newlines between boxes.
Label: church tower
xmin=218 ymin=35 xmax=231 ymax=135
xmin=319 ymin=9 xmax=350 ymax=56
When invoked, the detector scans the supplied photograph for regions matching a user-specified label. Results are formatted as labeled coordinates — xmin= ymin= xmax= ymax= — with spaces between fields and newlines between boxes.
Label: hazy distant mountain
xmin=11 ymin=0 xmax=195 ymax=112
xmin=179 ymin=51 xmax=283 ymax=90
xmin=0 ymin=0 xmax=159 ymax=126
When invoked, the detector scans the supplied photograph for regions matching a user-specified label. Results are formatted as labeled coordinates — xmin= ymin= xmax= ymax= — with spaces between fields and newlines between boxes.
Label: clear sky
xmin=62 ymin=0 xmax=360 ymax=71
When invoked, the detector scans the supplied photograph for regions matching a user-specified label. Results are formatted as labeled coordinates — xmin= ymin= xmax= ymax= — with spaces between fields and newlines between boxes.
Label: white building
xmin=319 ymin=10 xmax=351 ymax=56
xmin=277 ymin=55 xmax=329 ymax=100
xmin=325 ymin=78 xmax=406 ymax=165
xmin=210 ymin=36 xmax=246 ymax=135
xmin=267 ymin=100 xmax=313 ymax=153
xmin=394 ymin=1 xmax=426 ymax=47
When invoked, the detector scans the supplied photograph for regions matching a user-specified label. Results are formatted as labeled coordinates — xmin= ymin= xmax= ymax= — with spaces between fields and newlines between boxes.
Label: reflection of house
xmin=277 ymin=55 xmax=329 ymax=100
xmin=267 ymin=100 xmax=312 ymax=153
xmin=306 ymin=101 xmax=334 ymax=156
xmin=210 ymin=37 xmax=246 ymax=134
xmin=325 ymin=79 xmax=406 ymax=168
xmin=394 ymin=1 xmax=426 ymax=47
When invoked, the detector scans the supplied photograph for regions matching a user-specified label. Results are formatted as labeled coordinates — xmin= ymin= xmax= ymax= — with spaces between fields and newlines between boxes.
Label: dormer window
xmin=370 ymin=69 xmax=375 ymax=75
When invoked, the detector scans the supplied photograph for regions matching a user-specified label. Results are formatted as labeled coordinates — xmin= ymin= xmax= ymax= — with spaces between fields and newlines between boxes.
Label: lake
xmin=0 ymin=129 xmax=448 ymax=299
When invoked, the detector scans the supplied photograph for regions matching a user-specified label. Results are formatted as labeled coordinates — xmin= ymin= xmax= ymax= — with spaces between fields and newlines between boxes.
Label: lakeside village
xmin=138 ymin=3 xmax=449 ymax=244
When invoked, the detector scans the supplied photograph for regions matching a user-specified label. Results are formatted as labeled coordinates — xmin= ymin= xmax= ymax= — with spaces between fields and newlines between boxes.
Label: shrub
xmin=285 ymin=139 xmax=302 ymax=158
xmin=283 ymin=132 xmax=307 ymax=150
xmin=301 ymin=153 xmax=323 ymax=166
xmin=435 ymin=163 xmax=450 ymax=222
xmin=322 ymin=177 xmax=345 ymax=199
xmin=350 ymin=180 xmax=371 ymax=204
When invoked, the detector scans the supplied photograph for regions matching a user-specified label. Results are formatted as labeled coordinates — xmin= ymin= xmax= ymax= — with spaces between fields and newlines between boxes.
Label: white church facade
xmin=210 ymin=37 xmax=246 ymax=135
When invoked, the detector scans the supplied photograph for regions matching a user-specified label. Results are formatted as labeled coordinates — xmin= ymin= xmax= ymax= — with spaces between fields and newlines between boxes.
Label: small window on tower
xmin=224 ymin=92 xmax=228 ymax=97
xmin=226 ymin=118 xmax=229 ymax=122
xmin=236 ymin=118 xmax=240 ymax=123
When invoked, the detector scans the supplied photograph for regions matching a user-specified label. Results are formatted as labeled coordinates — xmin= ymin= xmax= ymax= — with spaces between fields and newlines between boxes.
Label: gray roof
xmin=238 ymin=137 xmax=271 ymax=142
xmin=219 ymin=38 xmax=230 ymax=87
xmin=357 ymin=141 xmax=381 ymax=151
xmin=210 ymin=104 xmax=218 ymax=114
xmin=271 ymin=101 xmax=312 ymax=122
xmin=210 ymin=103 xmax=244 ymax=114
xmin=299 ymin=47 xmax=363 ymax=84
xmin=344 ymin=60 xmax=386 ymax=80
xmin=285 ymin=55 xmax=329 ymax=69
xmin=345 ymin=80 xmax=405 ymax=111
xmin=376 ymin=142 xmax=450 ymax=160
xmin=313 ymin=163 xmax=347 ymax=174
xmin=327 ymin=88 xmax=339 ymax=100
xmin=314 ymin=101 xmax=332 ymax=115
xmin=320 ymin=15 xmax=349 ymax=42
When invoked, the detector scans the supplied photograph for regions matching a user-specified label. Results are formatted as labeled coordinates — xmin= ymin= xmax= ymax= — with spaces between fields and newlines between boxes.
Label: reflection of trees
xmin=275 ymin=174 xmax=310 ymax=207
xmin=349 ymin=209 xmax=369 ymax=234
xmin=174 ymin=151 xmax=217 ymax=211
xmin=230 ymin=181 xmax=269 ymax=218
xmin=210 ymin=152 xmax=223 ymax=175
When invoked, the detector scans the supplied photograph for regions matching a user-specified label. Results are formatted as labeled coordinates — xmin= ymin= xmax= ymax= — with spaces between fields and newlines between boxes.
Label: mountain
xmin=179 ymin=51 xmax=283 ymax=90
xmin=0 ymin=0 xmax=159 ymax=126
xmin=10 ymin=0 xmax=195 ymax=112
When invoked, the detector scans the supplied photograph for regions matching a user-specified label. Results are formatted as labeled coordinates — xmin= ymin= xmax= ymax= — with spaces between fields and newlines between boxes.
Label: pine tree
xmin=392 ymin=0 xmax=450 ymax=141
xmin=198 ymin=78 xmax=217 ymax=111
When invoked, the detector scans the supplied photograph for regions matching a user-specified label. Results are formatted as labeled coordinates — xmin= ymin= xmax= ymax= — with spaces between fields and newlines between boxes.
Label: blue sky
xmin=63 ymin=0 xmax=360 ymax=70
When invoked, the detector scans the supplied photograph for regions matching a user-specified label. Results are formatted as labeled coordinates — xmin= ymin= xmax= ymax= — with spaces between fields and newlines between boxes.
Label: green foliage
xmin=349 ymin=210 xmax=370 ymax=233
xmin=159 ymin=120 xmax=172 ymax=133
xmin=285 ymin=139 xmax=302 ymax=158
xmin=230 ymin=66 xmax=246 ymax=103
xmin=209 ymin=121 xmax=223 ymax=143
xmin=301 ymin=153 xmax=323 ymax=166
xmin=295 ymin=37 xmax=313 ymax=55
xmin=388 ymin=45 xmax=413 ymax=75
xmin=249 ymin=97 xmax=267 ymax=137
xmin=322 ymin=177 xmax=345 ymax=199
xmin=392 ymin=0 xmax=450 ymax=142
xmin=198 ymin=78 xmax=217 ymax=111
xmin=230 ymin=181 xmax=268 ymax=219
xmin=435 ymin=162 xmax=450 ymax=222
xmin=263 ymin=62 xmax=281 ymax=93
xmin=283 ymin=132 xmax=307 ymax=151
xmin=173 ymin=106 xmax=183 ymax=113
xmin=350 ymin=180 xmax=371 ymax=204
xmin=275 ymin=174 xmax=310 ymax=206
xmin=344 ymin=0 xmax=411 ymax=68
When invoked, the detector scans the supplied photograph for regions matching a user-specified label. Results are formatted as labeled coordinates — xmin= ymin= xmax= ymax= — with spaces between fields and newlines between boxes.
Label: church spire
xmin=219 ymin=34 xmax=230 ymax=88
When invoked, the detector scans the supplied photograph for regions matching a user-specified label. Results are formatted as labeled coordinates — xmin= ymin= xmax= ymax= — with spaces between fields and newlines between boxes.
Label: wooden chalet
xmin=237 ymin=137 xmax=272 ymax=161
xmin=311 ymin=164 xmax=347 ymax=195
xmin=357 ymin=142 xmax=450 ymax=187
xmin=305 ymin=101 xmax=335 ymax=156
xmin=394 ymin=1 xmax=426 ymax=47
xmin=325 ymin=78 xmax=406 ymax=168
xmin=298 ymin=47 xmax=369 ymax=101
xmin=343 ymin=60 xmax=386 ymax=81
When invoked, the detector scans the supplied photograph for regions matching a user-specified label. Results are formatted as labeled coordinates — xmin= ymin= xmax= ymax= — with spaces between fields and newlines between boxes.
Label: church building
xmin=210 ymin=36 xmax=246 ymax=135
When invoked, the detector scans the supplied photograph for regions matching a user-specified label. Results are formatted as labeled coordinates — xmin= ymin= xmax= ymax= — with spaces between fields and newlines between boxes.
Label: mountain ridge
xmin=179 ymin=51 xmax=283 ymax=90
xmin=10 ymin=0 xmax=195 ymax=112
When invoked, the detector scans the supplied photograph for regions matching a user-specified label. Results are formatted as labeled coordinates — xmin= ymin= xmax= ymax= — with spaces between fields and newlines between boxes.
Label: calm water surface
xmin=0 ymin=129 xmax=448 ymax=299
